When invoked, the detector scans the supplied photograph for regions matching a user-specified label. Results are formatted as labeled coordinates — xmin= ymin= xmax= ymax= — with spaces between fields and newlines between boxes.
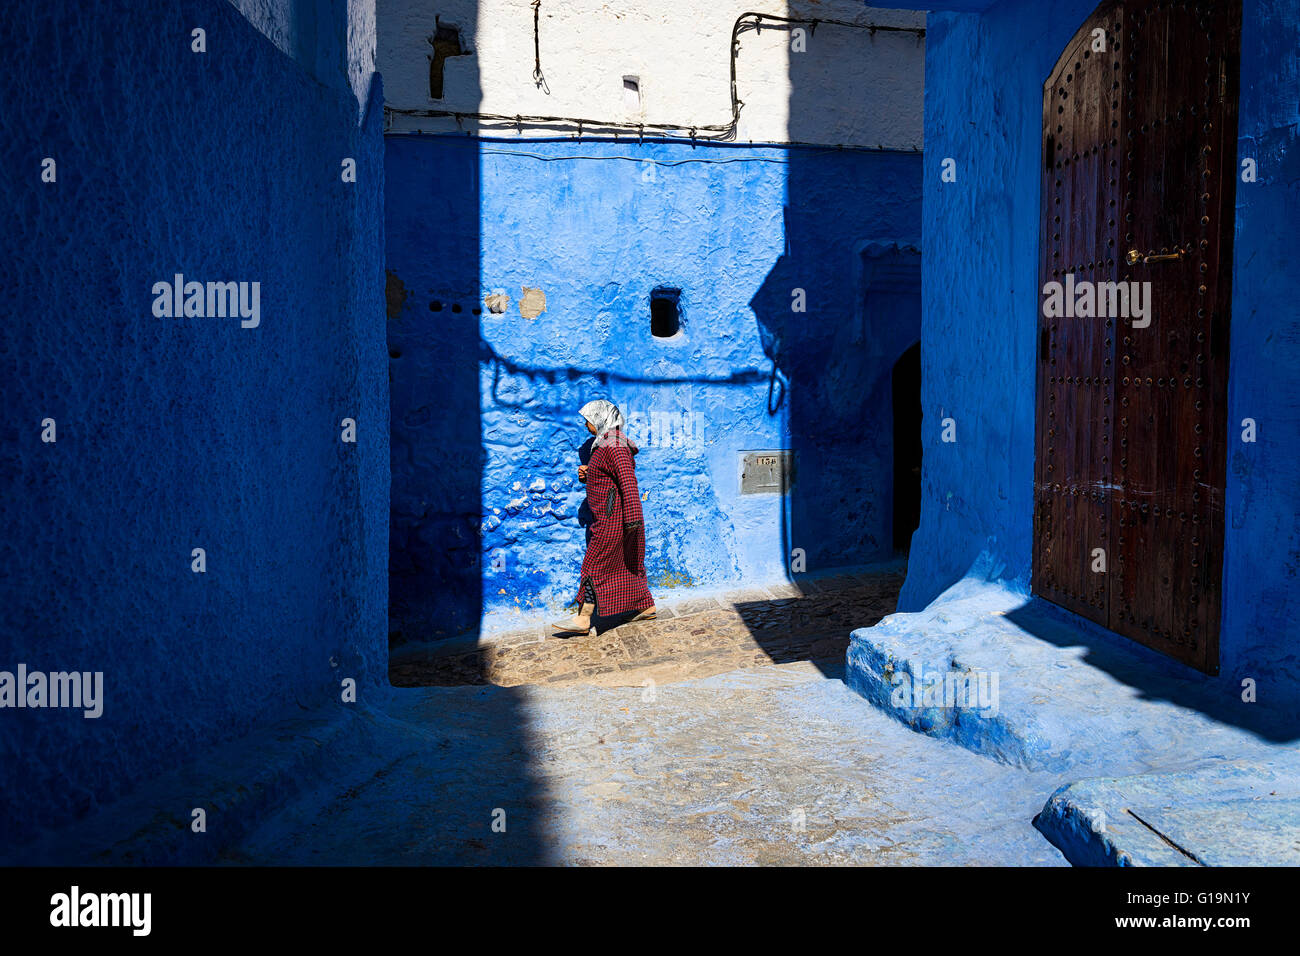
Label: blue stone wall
xmin=386 ymin=138 xmax=922 ymax=640
xmin=0 ymin=0 xmax=387 ymax=846
xmin=901 ymin=0 xmax=1300 ymax=691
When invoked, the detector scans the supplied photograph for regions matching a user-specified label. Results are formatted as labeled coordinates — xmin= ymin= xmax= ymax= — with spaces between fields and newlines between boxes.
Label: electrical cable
xmin=480 ymin=149 xmax=791 ymax=165
xmin=531 ymin=0 xmax=549 ymax=93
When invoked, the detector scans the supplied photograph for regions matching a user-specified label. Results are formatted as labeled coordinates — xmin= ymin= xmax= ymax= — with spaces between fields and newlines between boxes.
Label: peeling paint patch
xmin=485 ymin=292 xmax=511 ymax=313
xmin=519 ymin=286 xmax=546 ymax=319
xmin=385 ymin=270 xmax=409 ymax=317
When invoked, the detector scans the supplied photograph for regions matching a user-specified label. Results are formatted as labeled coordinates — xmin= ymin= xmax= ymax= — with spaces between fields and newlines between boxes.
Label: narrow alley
xmin=3 ymin=0 xmax=1298 ymax=933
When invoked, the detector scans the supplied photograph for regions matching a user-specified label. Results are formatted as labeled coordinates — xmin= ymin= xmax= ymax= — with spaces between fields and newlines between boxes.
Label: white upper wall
xmin=379 ymin=0 xmax=925 ymax=148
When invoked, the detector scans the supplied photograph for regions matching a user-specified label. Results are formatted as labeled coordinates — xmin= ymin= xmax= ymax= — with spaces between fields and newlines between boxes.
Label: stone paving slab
xmin=1035 ymin=752 xmax=1300 ymax=866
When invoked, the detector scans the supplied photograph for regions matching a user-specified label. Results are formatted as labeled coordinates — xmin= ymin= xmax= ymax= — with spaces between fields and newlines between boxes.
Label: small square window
xmin=650 ymin=287 xmax=681 ymax=338
xmin=623 ymin=76 xmax=641 ymax=111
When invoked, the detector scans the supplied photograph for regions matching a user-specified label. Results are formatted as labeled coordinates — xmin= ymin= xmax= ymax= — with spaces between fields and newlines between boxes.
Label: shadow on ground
xmin=390 ymin=567 xmax=905 ymax=688
xmin=1006 ymin=597 xmax=1300 ymax=744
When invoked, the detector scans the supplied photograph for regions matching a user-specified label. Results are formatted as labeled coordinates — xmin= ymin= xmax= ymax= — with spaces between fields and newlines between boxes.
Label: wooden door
xmin=1034 ymin=0 xmax=1240 ymax=674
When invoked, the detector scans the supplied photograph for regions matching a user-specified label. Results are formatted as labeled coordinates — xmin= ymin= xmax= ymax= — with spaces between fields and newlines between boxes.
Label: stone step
xmin=844 ymin=575 xmax=1298 ymax=777
xmin=1035 ymin=753 xmax=1300 ymax=866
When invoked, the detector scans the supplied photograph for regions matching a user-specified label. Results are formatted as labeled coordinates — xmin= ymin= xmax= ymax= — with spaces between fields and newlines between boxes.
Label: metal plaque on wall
xmin=740 ymin=451 xmax=795 ymax=495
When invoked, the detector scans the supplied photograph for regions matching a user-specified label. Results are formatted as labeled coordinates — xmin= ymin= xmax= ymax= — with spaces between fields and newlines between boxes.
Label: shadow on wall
xmin=747 ymin=15 xmax=925 ymax=585
xmin=385 ymin=63 xmax=484 ymax=645
xmin=381 ymin=3 xmax=556 ymax=864
xmin=0 ymin=0 xmax=390 ymax=855
xmin=753 ymin=235 xmax=923 ymax=576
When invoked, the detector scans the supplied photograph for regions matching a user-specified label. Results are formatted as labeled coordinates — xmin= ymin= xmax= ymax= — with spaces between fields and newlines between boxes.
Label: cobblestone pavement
xmin=390 ymin=571 xmax=905 ymax=689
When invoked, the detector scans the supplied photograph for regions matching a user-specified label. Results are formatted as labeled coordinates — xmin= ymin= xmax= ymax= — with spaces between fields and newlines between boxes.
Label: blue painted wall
xmin=386 ymin=138 xmax=922 ymax=640
xmin=0 ymin=0 xmax=387 ymax=847
xmin=1222 ymin=0 xmax=1300 ymax=689
xmin=900 ymin=0 xmax=1300 ymax=691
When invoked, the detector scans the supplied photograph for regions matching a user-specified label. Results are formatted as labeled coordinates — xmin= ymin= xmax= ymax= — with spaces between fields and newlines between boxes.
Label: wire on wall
xmin=385 ymin=10 xmax=924 ymax=152
xmin=531 ymin=0 xmax=549 ymax=93
xmin=480 ymin=148 xmax=814 ymax=165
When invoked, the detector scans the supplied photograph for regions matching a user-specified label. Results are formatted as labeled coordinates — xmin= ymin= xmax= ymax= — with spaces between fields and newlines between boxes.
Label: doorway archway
xmin=1032 ymin=0 xmax=1241 ymax=674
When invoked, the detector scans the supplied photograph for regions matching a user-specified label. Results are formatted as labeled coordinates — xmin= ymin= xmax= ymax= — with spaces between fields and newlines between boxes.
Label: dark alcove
xmin=892 ymin=340 xmax=922 ymax=552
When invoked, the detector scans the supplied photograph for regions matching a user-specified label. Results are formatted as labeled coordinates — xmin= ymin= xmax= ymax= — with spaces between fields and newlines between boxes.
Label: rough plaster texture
xmin=891 ymin=0 xmax=1300 ymax=697
xmin=386 ymin=137 xmax=921 ymax=640
xmin=380 ymin=0 xmax=924 ymax=146
xmin=1037 ymin=753 xmax=1300 ymax=866
xmin=0 ymin=0 xmax=387 ymax=848
xmin=1220 ymin=0 xmax=1300 ymax=692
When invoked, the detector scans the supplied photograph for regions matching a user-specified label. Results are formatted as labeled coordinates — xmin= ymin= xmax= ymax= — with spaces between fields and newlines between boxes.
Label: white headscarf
xmin=580 ymin=399 xmax=625 ymax=439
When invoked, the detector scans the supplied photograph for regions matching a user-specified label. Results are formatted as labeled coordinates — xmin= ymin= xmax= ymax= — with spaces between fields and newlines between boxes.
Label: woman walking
xmin=552 ymin=400 xmax=656 ymax=635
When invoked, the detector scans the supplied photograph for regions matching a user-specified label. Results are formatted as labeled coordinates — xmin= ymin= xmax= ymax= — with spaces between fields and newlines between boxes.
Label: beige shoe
xmin=627 ymin=605 xmax=657 ymax=622
xmin=551 ymin=603 xmax=595 ymax=635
